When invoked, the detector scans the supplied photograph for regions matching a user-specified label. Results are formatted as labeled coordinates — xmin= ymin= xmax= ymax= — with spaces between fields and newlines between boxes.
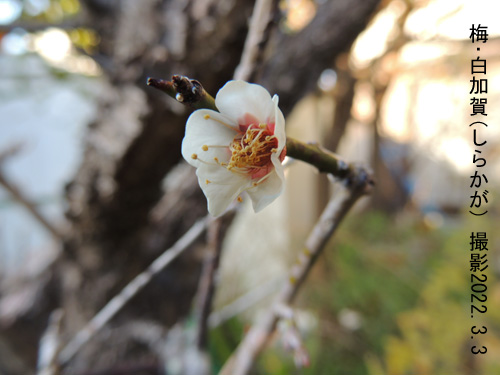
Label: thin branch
xmin=195 ymin=207 xmax=238 ymax=348
xmin=219 ymin=169 xmax=373 ymax=375
xmin=147 ymin=76 xmax=355 ymax=180
xmin=58 ymin=216 xmax=210 ymax=365
xmin=194 ymin=217 xmax=224 ymax=350
xmin=233 ymin=0 xmax=280 ymax=82
xmin=147 ymin=75 xmax=373 ymax=374
xmin=0 ymin=143 xmax=23 ymax=162
xmin=147 ymin=75 xmax=217 ymax=111
xmin=285 ymin=137 xmax=351 ymax=177
xmin=37 ymin=310 xmax=64 ymax=375
xmin=0 ymin=147 xmax=66 ymax=240
xmin=208 ymin=276 xmax=282 ymax=328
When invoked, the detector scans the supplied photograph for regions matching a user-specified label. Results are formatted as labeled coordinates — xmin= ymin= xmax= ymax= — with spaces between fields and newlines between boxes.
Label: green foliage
xmin=209 ymin=317 xmax=246 ymax=374
xmin=366 ymin=216 xmax=500 ymax=375
xmin=209 ymin=211 xmax=500 ymax=374
xmin=291 ymin=211 xmax=444 ymax=375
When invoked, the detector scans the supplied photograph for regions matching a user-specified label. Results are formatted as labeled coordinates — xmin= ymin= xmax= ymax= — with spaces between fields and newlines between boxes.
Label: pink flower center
xmin=227 ymin=124 xmax=280 ymax=179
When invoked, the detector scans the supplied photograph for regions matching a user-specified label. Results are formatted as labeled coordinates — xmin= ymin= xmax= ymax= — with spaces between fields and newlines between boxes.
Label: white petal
xmin=196 ymin=163 xmax=251 ymax=217
xmin=272 ymin=95 xmax=286 ymax=153
xmin=181 ymin=109 xmax=239 ymax=167
xmin=215 ymin=81 xmax=276 ymax=125
xmin=246 ymin=162 xmax=285 ymax=212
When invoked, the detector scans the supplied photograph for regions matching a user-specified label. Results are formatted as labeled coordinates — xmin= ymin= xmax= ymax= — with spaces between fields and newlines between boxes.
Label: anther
xmin=237 ymin=196 xmax=243 ymax=202
xmin=176 ymin=93 xmax=184 ymax=102
xmin=204 ymin=114 xmax=210 ymax=120
xmin=191 ymin=154 xmax=198 ymax=160
xmin=205 ymin=179 xmax=211 ymax=184
xmin=202 ymin=145 xmax=209 ymax=151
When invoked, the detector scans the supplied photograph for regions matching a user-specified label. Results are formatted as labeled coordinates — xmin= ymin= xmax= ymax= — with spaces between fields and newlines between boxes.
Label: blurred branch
xmin=194 ymin=210 xmax=239 ymax=346
xmin=194 ymin=217 xmax=224 ymax=350
xmin=317 ymin=61 xmax=357 ymax=212
xmin=0 ymin=336 xmax=32 ymax=375
xmin=71 ymin=360 xmax=160 ymax=375
xmin=0 ymin=146 xmax=66 ymax=240
xmin=219 ymin=168 xmax=372 ymax=375
xmin=261 ymin=0 xmax=382 ymax=115
xmin=37 ymin=310 xmax=64 ymax=375
xmin=363 ymin=0 xmax=413 ymax=212
xmin=58 ymin=216 xmax=210 ymax=365
xmin=0 ymin=144 xmax=23 ymax=162
xmin=234 ymin=0 xmax=280 ymax=82
xmin=208 ymin=277 xmax=282 ymax=328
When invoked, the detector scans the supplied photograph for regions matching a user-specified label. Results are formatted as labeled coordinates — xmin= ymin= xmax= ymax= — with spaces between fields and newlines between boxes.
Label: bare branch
xmin=148 ymin=76 xmax=358 ymax=180
xmin=0 ymin=147 xmax=66 ymax=241
xmin=37 ymin=310 xmax=64 ymax=375
xmin=219 ymin=168 xmax=373 ymax=375
xmin=147 ymin=76 xmax=218 ymax=111
xmin=58 ymin=216 xmax=210 ymax=365
xmin=234 ymin=0 xmax=280 ymax=82
xmin=208 ymin=277 xmax=282 ymax=328
xmin=194 ymin=218 xmax=224 ymax=350
xmin=261 ymin=0 xmax=382 ymax=115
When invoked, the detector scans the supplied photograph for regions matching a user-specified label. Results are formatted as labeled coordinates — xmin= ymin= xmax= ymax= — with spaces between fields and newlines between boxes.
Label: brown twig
xmin=147 ymin=76 xmax=217 ymax=111
xmin=195 ymin=208 xmax=238 ymax=349
xmin=219 ymin=168 xmax=373 ymax=375
xmin=148 ymin=75 xmax=374 ymax=373
xmin=0 ymin=146 xmax=66 ymax=240
xmin=148 ymin=77 xmax=356 ymax=180
xmin=194 ymin=217 xmax=224 ymax=350
xmin=234 ymin=0 xmax=280 ymax=82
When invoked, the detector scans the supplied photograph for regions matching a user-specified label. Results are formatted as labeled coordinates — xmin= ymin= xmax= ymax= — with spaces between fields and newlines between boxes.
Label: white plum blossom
xmin=181 ymin=80 xmax=286 ymax=217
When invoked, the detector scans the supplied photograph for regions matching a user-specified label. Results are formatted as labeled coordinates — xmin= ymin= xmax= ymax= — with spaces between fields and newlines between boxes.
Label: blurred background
xmin=0 ymin=0 xmax=499 ymax=374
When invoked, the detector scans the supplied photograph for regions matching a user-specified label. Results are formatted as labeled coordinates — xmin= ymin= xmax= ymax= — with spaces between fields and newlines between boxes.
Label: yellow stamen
xmin=202 ymin=145 xmax=209 ymax=151
xmin=203 ymin=113 xmax=237 ymax=132
xmin=227 ymin=126 xmax=278 ymax=174
xmin=191 ymin=154 xmax=198 ymax=160
xmin=206 ymin=180 xmax=211 ymax=184
xmin=237 ymin=196 xmax=243 ymax=202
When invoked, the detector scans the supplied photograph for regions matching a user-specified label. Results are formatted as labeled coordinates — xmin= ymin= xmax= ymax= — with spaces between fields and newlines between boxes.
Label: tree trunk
xmin=1 ymin=0 xmax=382 ymax=372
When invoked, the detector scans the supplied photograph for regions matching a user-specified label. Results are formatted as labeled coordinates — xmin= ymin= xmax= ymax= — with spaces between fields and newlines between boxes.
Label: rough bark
xmin=1 ymin=0 xmax=382 ymax=373
xmin=260 ymin=0 xmax=381 ymax=114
